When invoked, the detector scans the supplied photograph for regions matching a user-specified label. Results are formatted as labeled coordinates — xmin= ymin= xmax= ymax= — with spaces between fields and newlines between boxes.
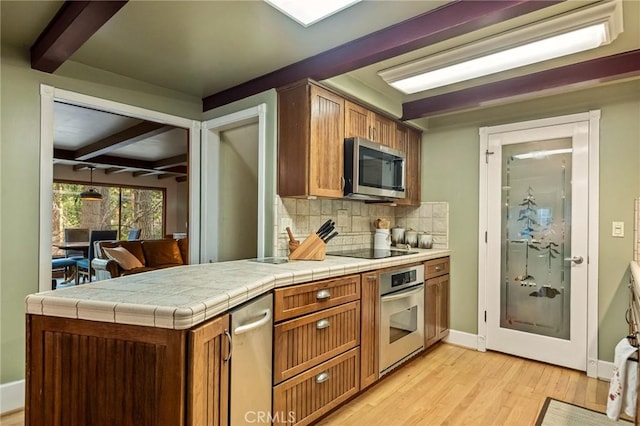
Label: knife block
xmin=288 ymin=233 xmax=326 ymax=261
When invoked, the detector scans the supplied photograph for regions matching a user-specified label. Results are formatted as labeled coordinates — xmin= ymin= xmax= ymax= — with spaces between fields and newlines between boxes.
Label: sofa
xmin=91 ymin=238 xmax=188 ymax=280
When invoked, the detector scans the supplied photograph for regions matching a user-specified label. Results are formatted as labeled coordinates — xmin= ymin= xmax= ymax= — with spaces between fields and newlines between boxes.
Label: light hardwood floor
xmin=0 ymin=343 xmax=614 ymax=426
xmin=319 ymin=343 xmax=613 ymax=425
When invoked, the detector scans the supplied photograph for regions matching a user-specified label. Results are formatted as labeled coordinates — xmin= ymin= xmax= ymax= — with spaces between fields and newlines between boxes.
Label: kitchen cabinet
xmin=278 ymin=81 xmax=345 ymax=198
xmin=344 ymin=100 xmax=398 ymax=150
xmin=25 ymin=313 xmax=232 ymax=426
xmin=424 ymin=257 xmax=450 ymax=348
xmin=188 ymin=314 xmax=230 ymax=426
xmin=273 ymin=274 xmax=362 ymax=425
xmin=360 ymin=271 xmax=379 ymax=390
xmin=396 ymin=126 xmax=421 ymax=206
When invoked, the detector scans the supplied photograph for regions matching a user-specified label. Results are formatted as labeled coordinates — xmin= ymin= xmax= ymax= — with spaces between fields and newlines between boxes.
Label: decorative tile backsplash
xmin=273 ymin=196 xmax=449 ymax=257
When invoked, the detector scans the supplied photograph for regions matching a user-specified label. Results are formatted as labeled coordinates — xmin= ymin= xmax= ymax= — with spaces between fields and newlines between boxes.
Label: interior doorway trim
xmin=39 ymin=84 xmax=202 ymax=292
xmin=477 ymin=110 xmax=600 ymax=378
xmin=201 ymin=104 xmax=267 ymax=262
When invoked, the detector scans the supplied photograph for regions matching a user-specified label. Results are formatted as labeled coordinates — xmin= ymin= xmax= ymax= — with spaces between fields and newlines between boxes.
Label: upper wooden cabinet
xmin=395 ymin=126 xmax=421 ymax=206
xmin=278 ymin=81 xmax=345 ymax=198
xmin=344 ymin=100 xmax=398 ymax=150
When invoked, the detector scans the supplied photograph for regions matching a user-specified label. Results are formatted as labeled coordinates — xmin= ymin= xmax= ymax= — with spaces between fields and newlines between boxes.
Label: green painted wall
xmin=0 ymin=45 xmax=202 ymax=383
xmin=422 ymin=81 xmax=640 ymax=362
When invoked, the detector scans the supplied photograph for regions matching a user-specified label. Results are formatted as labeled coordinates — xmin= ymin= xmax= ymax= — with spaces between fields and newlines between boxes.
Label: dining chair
xmin=76 ymin=229 xmax=118 ymax=283
xmin=64 ymin=228 xmax=89 ymax=259
xmin=127 ymin=228 xmax=141 ymax=240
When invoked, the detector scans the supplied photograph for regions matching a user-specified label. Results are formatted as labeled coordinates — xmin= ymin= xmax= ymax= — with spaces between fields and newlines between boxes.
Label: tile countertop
xmin=26 ymin=249 xmax=450 ymax=330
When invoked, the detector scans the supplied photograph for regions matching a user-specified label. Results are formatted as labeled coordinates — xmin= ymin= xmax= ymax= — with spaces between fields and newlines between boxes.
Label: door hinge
xmin=485 ymin=149 xmax=495 ymax=164
xmin=484 ymin=311 xmax=487 ymax=322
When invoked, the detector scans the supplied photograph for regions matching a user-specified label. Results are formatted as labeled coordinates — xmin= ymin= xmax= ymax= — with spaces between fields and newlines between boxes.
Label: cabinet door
xmin=372 ymin=113 xmax=396 ymax=147
xmin=437 ymin=274 xmax=450 ymax=340
xmin=360 ymin=272 xmax=379 ymax=389
xmin=309 ymin=85 xmax=345 ymax=197
xmin=424 ymin=278 xmax=439 ymax=348
xmin=344 ymin=100 xmax=371 ymax=140
xmin=397 ymin=127 xmax=421 ymax=206
xmin=188 ymin=314 xmax=230 ymax=426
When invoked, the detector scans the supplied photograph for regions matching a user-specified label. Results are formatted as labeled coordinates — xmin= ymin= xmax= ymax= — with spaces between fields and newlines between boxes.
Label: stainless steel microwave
xmin=344 ymin=137 xmax=406 ymax=200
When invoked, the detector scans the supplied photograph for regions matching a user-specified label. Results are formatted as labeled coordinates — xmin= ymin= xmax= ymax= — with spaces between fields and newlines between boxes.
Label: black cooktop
xmin=327 ymin=248 xmax=417 ymax=259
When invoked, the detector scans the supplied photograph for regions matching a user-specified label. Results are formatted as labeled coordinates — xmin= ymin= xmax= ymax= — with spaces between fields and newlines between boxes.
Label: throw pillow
xmin=103 ymin=246 xmax=144 ymax=271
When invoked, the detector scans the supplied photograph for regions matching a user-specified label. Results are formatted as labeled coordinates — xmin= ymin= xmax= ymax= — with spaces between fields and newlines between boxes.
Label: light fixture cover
xmin=80 ymin=166 xmax=103 ymax=201
xmin=265 ymin=0 xmax=361 ymax=27
xmin=379 ymin=0 xmax=623 ymax=94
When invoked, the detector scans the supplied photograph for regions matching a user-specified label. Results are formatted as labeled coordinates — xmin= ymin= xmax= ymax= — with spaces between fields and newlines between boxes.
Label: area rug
xmin=535 ymin=397 xmax=633 ymax=426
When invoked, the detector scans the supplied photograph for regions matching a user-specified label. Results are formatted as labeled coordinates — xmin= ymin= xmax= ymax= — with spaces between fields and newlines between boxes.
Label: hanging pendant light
xmin=79 ymin=166 xmax=103 ymax=201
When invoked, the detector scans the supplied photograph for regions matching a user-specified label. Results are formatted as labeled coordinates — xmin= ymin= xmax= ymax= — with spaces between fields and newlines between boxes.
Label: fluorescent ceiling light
xmin=512 ymin=148 xmax=572 ymax=160
xmin=379 ymin=0 xmax=623 ymax=94
xmin=265 ymin=0 xmax=361 ymax=27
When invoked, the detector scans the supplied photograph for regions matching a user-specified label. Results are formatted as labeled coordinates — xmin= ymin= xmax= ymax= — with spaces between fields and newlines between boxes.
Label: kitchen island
xmin=25 ymin=249 xmax=450 ymax=425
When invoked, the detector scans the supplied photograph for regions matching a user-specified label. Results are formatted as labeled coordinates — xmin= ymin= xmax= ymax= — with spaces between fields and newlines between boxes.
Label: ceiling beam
xmin=152 ymin=154 xmax=188 ymax=169
xmin=74 ymin=121 xmax=173 ymax=161
xmin=54 ymin=148 xmax=188 ymax=176
xmin=31 ymin=1 xmax=128 ymax=73
xmin=401 ymin=49 xmax=640 ymax=120
xmin=202 ymin=0 xmax=562 ymax=111
xmin=175 ymin=176 xmax=188 ymax=183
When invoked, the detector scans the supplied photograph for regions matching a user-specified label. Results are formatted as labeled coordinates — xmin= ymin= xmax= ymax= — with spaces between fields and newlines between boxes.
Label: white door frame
xmin=39 ymin=84 xmax=202 ymax=293
xmin=200 ymin=104 xmax=267 ymax=263
xmin=477 ymin=110 xmax=600 ymax=378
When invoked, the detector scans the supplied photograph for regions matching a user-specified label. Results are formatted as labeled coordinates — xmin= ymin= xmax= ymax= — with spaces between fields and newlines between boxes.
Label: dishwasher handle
xmin=233 ymin=309 xmax=272 ymax=335
xmin=223 ymin=330 xmax=232 ymax=362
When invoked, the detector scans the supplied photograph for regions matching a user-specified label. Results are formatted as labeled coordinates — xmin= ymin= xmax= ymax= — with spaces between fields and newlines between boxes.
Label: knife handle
xmin=286 ymin=227 xmax=295 ymax=243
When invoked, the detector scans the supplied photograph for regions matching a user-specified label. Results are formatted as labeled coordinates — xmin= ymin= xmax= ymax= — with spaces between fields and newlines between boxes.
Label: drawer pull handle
xmin=315 ymin=372 xmax=330 ymax=384
xmin=316 ymin=319 xmax=330 ymax=330
xmin=435 ymin=265 xmax=442 ymax=271
xmin=316 ymin=289 xmax=331 ymax=300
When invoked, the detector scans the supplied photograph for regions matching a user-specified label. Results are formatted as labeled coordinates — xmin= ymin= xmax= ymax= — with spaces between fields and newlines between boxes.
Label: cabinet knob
xmin=316 ymin=319 xmax=330 ymax=330
xmin=316 ymin=289 xmax=331 ymax=300
xmin=435 ymin=265 xmax=442 ymax=271
xmin=315 ymin=372 xmax=330 ymax=384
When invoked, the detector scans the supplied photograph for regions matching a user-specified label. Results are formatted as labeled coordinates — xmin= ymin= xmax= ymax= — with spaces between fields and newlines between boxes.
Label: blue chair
xmin=127 ymin=228 xmax=141 ymax=240
xmin=51 ymin=257 xmax=78 ymax=289
xmin=76 ymin=230 xmax=117 ymax=283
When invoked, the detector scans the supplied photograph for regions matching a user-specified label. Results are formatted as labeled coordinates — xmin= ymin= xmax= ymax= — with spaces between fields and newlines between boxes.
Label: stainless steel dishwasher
xmin=229 ymin=293 xmax=273 ymax=425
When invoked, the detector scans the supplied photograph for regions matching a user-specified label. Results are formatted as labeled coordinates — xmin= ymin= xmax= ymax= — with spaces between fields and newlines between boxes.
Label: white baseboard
xmin=598 ymin=360 xmax=614 ymax=382
xmin=0 ymin=380 xmax=24 ymax=415
xmin=444 ymin=329 xmax=479 ymax=350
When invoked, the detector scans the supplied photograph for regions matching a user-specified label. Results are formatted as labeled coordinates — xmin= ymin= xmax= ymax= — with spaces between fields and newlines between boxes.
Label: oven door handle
xmin=380 ymin=285 xmax=423 ymax=302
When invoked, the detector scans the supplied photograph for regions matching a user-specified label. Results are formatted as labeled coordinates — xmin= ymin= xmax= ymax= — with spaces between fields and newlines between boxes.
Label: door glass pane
xmin=501 ymin=138 xmax=572 ymax=339
xmin=389 ymin=305 xmax=417 ymax=343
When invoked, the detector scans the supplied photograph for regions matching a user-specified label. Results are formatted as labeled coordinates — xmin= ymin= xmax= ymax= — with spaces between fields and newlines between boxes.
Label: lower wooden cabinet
xmin=425 ymin=274 xmax=450 ymax=348
xmin=360 ymin=272 xmax=379 ymax=389
xmin=188 ymin=314 xmax=230 ymax=426
xmin=273 ymin=348 xmax=360 ymax=426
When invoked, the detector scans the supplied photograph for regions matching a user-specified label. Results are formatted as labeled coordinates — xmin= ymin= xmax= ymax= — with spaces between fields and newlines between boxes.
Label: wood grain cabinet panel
xmin=360 ymin=272 xmax=379 ymax=390
xmin=396 ymin=126 xmax=421 ymax=206
xmin=278 ymin=81 xmax=345 ymax=198
xmin=424 ymin=258 xmax=450 ymax=349
xmin=344 ymin=100 xmax=396 ymax=148
xmin=274 ymin=274 xmax=361 ymax=322
xmin=274 ymin=301 xmax=360 ymax=384
xmin=188 ymin=314 xmax=230 ymax=426
xmin=26 ymin=315 xmax=187 ymax=426
xmin=273 ymin=348 xmax=360 ymax=426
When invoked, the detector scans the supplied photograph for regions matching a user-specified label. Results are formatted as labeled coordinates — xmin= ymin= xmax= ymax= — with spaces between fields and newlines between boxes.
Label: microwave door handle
xmin=380 ymin=285 xmax=423 ymax=302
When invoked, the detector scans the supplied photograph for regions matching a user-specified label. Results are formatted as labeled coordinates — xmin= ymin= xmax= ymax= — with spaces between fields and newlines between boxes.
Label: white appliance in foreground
xmin=229 ymin=293 xmax=273 ymax=424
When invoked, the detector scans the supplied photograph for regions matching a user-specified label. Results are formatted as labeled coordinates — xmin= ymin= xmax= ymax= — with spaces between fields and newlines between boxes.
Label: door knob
xmin=565 ymin=256 xmax=584 ymax=264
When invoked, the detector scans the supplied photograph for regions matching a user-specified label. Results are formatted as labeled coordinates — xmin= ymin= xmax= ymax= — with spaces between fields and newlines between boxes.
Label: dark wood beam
xmin=401 ymin=49 xmax=640 ymax=120
xmin=202 ymin=0 xmax=562 ymax=111
xmin=152 ymin=154 xmax=188 ymax=170
xmin=157 ymin=174 xmax=174 ymax=180
xmin=54 ymin=148 xmax=188 ymax=176
xmin=31 ymin=1 xmax=128 ymax=73
xmin=75 ymin=122 xmax=173 ymax=161
xmin=132 ymin=171 xmax=155 ymax=177
xmin=104 ymin=167 xmax=124 ymax=174
xmin=72 ymin=164 xmax=89 ymax=171
xmin=175 ymin=176 xmax=188 ymax=183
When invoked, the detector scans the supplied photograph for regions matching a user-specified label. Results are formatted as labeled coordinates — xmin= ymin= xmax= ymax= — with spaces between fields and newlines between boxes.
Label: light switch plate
xmin=612 ymin=221 xmax=624 ymax=237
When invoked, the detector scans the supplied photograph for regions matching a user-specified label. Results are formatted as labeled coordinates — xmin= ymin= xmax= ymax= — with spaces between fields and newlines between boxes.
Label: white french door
xmin=479 ymin=112 xmax=599 ymax=373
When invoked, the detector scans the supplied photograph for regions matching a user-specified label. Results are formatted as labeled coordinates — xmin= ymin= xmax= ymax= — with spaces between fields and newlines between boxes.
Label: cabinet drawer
xmin=274 ymin=301 xmax=360 ymax=384
xmin=274 ymin=274 xmax=361 ymax=322
xmin=424 ymin=257 xmax=449 ymax=279
xmin=273 ymin=348 xmax=360 ymax=426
